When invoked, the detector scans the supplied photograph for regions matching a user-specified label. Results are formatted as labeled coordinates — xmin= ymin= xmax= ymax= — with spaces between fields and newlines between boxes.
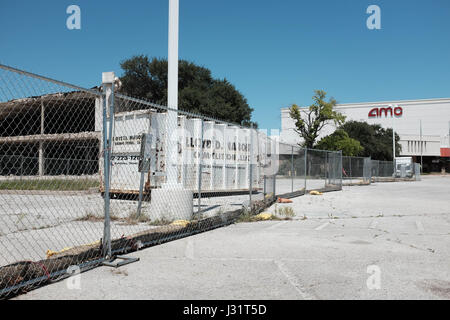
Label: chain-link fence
xmin=371 ymin=160 xmax=395 ymax=182
xmin=272 ymin=143 xmax=342 ymax=197
xmin=0 ymin=64 xmax=104 ymax=298
xmin=1 ymin=63 xmax=419 ymax=299
xmin=0 ymin=65 xmax=299 ymax=298
xmin=342 ymin=156 xmax=371 ymax=185
xmin=344 ymin=157 xmax=420 ymax=183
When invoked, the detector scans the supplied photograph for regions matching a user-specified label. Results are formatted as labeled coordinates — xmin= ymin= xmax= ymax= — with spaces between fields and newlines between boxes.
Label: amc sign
xmin=368 ymin=106 xmax=403 ymax=118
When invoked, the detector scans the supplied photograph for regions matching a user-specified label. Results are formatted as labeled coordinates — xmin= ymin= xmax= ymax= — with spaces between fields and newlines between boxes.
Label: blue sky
xmin=1 ymin=0 xmax=449 ymax=130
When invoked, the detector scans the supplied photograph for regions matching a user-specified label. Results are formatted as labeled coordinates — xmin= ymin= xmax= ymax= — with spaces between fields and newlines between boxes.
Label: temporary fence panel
xmin=292 ymin=145 xmax=307 ymax=194
xmin=0 ymin=64 xmax=105 ymax=298
xmin=379 ymin=161 xmax=395 ymax=178
xmin=275 ymin=142 xmax=297 ymax=196
xmin=342 ymin=156 xmax=371 ymax=185
xmin=363 ymin=157 xmax=372 ymax=183
xmin=305 ymin=149 xmax=327 ymax=191
xmin=326 ymin=151 xmax=342 ymax=190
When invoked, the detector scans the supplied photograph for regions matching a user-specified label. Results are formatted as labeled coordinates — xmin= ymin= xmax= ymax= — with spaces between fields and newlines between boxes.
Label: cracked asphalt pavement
xmin=16 ymin=175 xmax=450 ymax=300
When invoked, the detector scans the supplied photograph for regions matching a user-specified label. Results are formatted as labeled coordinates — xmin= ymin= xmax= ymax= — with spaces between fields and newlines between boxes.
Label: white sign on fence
xmin=105 ymin=110 xmax=266 ymax=193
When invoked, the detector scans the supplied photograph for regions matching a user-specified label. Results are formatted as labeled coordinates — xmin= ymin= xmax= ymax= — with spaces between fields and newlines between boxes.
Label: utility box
xmin=138 ymin=133 xmax=153 ymax=173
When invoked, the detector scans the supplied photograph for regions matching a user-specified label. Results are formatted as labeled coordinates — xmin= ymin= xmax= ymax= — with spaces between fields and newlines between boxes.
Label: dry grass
xmin=0 ymin=179 xmax=99 ymax=191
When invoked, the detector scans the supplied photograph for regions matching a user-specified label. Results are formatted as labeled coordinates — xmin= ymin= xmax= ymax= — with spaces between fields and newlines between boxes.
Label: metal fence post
xmin=273 ymin=173 xmax=276 ymax=197
xmin=349 ymin=158 xmax=353 ymax=183
xmin=101 ymin=72 xmax=115 ymax=259
xmin=249 ymin=124 xmax=254 ymax=210
xmin=263 ymin=174 xmax=266 ymax=196
xmin=20 ymin=155 xmax=23 ymax=177
xmin=304 ymin=148 xmax=307 ymax=192
xmin=291 ymin=145 xmax=294 ymax=193
xmin=339 ymin=150 xmax=343 ymax=189
xmin=197 ymin=118 xmax=204 ymax=215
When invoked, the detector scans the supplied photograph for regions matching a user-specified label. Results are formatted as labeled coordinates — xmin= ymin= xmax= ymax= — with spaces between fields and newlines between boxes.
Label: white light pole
xmin=391 ymin=104 xmax=396 ymax=177
xmin=420 ymin=119 xmax=423 ymax=172
xmin=149 ymin=0 xmax=193 ymax=222
xmin=391 ymin=105 xmax=396 ymax=159
xmin=166 ymin=0 xmax=179 ymax=186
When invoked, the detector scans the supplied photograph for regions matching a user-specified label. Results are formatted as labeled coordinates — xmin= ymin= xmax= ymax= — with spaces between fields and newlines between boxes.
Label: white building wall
xmin=281 ymin=98 xmax=450 ymax=157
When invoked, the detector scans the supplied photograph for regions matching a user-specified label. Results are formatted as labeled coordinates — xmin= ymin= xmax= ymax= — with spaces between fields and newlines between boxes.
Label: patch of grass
xmin=278 ymin=206 xmax=295 ymax=217
xmin=236 ymin=211 xmax=290 ymax=223
xmin=110 ymin=269 xmax=129 ymax=276
xmin=76 ymin=212 xmax=103 ymax=222
xmin=126 ymin=211 xmax=151 ymax=224
xmin=0 ymin=179 xmax=99 ymax=191
xmin=16 ymin=212 xmax=27 ymax=224
xmin=76 ymin=211 xmax=120 ymax=222
xmin=148 ymin=218 xmax=173 ymax=226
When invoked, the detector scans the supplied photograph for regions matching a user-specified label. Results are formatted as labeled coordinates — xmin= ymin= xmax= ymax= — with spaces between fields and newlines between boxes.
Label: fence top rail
xmin=0 ymin=64 xmax=102 ymax=97
xmin=305 ymin=147 xmax=342 ymax=154
xmin=342 ymin=156 xmax=371 ymax=159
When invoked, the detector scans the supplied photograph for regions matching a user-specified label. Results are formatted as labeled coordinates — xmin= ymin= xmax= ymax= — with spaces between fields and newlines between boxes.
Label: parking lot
xmin=14 ymin=175 xmax=450 ymax=300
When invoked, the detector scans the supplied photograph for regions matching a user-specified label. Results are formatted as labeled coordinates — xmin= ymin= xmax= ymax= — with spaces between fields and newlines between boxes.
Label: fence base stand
xmin=101 ymin=255 xmax=140 ymax=268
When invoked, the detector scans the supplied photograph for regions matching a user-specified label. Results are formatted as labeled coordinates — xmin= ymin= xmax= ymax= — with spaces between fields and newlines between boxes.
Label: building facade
xmin=280 ymin=98 xmax=450 ymax=172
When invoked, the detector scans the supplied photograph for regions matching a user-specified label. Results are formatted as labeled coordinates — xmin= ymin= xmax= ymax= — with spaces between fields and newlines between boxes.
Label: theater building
xmin=280 ymin=98 xmax=450 ymax=173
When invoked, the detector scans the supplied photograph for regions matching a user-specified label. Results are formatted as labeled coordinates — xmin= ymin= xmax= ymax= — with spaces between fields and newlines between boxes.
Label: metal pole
xmin=39 ymin=98 xmax=45 ymax=176
xmin=392 ymin=105 xmax=396 ymax=175
xmin=197 ymin=119 xmax=204 ymax=215
xmin=304 ymin=148 xmax=307 ymax=192
xmin=249 ymin=124 xmax=254 ymax=209
xmin=102 ymin=72 xmax=115 ymax=259
xmin=349 ymin=156 xmax=352 ymax=178
xmin=263 ymin=174 xmax=266 ymax=196
xmin=137 ymin=113 xmax=153 ymax=218
xmin=136 ymin=172 xmax=145 ymax=217
xmin=273 ymin=172 xmax=276 ymax=198
xmin=20 ymin=155 xmax=23 ymax=178
xmin=339 ymin=150 xmax=343 ymax=189
xmin=166 ymin=0 xmax=179 ymax=186
xmin=420 ymin=119 xmax=423 ymax=173
xmin=291 ymin=145 xmax=294 ymax=193
xmin=392 ymin=105 xmax=396 ymax=159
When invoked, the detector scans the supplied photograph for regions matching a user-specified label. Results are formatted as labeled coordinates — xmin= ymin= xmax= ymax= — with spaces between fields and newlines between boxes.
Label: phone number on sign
xmin=111 ymin=155 xmax=141 ymax=161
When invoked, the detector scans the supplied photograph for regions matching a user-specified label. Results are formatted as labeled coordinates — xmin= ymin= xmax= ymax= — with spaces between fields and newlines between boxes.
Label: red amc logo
xmin=368 ymin=106 xmax=403 ymax=118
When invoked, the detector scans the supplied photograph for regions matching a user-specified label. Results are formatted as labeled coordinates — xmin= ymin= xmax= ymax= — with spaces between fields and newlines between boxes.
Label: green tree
xmin=340 ymin=121 xmax=401 ymax=160
xmin=289 ymin=90 xmax=346 ymax=148
xmin=316 ymin=129 xmax=364 ymax=156
xmin=119 ymin=55 xmax=255 ymax=126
